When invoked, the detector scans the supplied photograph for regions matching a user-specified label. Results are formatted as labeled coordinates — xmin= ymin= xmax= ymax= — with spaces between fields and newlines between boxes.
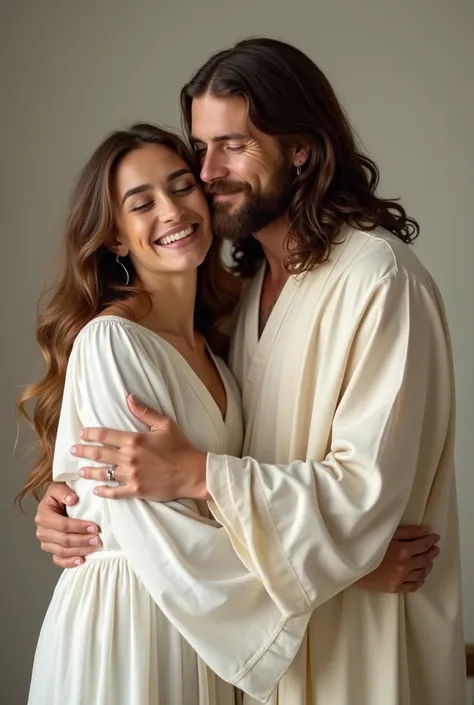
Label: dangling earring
xmin=296 ymin=165 xmax=302 ymax=176
xmin=116 ymin=255 xmax=130 ymax=286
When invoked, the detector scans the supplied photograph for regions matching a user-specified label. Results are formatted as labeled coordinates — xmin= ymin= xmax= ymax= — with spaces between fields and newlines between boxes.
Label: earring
xmin=296 ymin=165 xmax=302 ymax=176
xmin=116 ymin=255 xmax=130 ymax=286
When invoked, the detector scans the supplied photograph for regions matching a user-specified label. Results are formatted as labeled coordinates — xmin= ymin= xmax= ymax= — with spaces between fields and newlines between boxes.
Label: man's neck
xmin=254 ymin=213 xmax=291 ymax=284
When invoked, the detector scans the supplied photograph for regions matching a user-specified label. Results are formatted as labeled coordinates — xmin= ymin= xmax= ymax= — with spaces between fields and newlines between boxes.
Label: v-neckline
xmin=249 ymin=263 xmax=301 ymax=353
xmin=162 ymin=335 xmax=229 ymax=425
xmin=90 ymin=316 xmax=229 ymax=430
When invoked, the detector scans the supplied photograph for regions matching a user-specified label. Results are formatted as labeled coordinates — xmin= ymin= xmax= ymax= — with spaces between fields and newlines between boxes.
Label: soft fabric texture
xmin=28 ymin=317 xmax=310 ymax=705
xmin=208 ymin=228 xmax=466 ymax=705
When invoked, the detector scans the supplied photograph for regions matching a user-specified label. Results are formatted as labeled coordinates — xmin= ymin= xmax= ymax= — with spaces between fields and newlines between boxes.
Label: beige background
xmin=1 ymin=1 xmax=473 ymax=702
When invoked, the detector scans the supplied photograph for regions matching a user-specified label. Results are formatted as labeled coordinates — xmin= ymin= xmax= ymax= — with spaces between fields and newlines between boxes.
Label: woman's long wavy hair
xmin=17 ymin=123 xmax=240 ymax=507
xmin=181 ymin=37 xmax=420 ymax=277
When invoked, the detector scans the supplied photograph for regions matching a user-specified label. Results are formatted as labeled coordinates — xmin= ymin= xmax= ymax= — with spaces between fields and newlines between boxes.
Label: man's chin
xmin=211 ymin=224 xmax=247 ymax=243
xmin=212 ymin=197 xmax=244 ymax=214
xmin=211 ymin=208 xmax=247 ymax=242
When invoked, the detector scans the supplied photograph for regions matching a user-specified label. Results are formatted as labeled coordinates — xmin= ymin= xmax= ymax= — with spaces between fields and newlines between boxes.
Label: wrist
xmin=178 ymin=448 xmax=210 ymax=500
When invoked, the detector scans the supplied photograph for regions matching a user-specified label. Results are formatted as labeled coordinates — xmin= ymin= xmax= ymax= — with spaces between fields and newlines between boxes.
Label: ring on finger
xmin=106 ymin=466 xmax=116 ymax=482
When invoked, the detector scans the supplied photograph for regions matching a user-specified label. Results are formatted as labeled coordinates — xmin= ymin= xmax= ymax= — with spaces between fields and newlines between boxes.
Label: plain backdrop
xmin=1 ymin=1 xmax=473 ymax=703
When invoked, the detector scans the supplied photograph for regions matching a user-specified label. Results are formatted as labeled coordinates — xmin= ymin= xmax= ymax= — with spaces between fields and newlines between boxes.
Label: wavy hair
xmin=181 ymin=37 xmax=419 ymax=277
xmin=17 ymin=123 xmax=240 ymax=507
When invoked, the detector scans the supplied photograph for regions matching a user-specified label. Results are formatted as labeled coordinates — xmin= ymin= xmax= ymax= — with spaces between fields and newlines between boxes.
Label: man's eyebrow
xmin=190 ymin=133 xmax=249 ymax=145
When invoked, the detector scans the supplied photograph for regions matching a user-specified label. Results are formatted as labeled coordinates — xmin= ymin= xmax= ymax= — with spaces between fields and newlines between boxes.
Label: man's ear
xmin=291 ymin=143 xmax=311 ymax=169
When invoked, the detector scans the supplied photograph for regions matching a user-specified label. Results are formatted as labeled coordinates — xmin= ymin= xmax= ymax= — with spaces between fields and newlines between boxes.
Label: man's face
xmin=190 ymin=94 xmax=293 ymax=242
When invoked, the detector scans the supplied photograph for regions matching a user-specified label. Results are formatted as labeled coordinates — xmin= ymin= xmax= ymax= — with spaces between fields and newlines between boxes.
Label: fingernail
xmin=129 ymin=394 xmax=136 ymax=403
xmin=89 ymin=537 xmax=101 ymax=546
xmin=435 ymin=534 xmax=440 ymax=542
xmin=65 ymin=494 xmax=74 ymax=504
xmin=87 ymin=525 xmax=98 ymax=533
xmin=78 ymin=469 xmax=85 ymax=477
xmin=70 ymin=446 xmax=77 ymax=455
xmin=74 ymin=559 xmax=83 ymax=566
xmin=80 ymin=429 xmax=85 ymax=438
xmin=93 ymin=488 xmax=100 ymax=495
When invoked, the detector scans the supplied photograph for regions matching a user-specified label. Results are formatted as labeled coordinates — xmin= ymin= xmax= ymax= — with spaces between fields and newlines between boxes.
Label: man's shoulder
xmin=335 ymin=228 xmax=432 ymax=290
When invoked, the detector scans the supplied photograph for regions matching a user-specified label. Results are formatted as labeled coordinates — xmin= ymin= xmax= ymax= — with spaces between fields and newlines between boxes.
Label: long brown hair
xmin=17 ymin=123 xmax=240 ymax=507
xmin=181 ymin=37 xmax=419 ymax=277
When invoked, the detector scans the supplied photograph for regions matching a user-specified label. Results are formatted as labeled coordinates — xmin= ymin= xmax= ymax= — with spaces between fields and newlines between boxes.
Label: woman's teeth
xmin=156 ymin=225 xmax=194 ymax=246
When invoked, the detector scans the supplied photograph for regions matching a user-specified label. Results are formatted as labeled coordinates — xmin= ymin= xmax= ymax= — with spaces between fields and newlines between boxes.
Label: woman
xmin=19 ymin=124 xmax=438 ymax=705
xmin=18 ymin=124 xmax=321 ymax=705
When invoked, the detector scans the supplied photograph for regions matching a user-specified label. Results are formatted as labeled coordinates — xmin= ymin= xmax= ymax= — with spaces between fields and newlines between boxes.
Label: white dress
xmin=28 ymin=317 xmax=310 ymax=705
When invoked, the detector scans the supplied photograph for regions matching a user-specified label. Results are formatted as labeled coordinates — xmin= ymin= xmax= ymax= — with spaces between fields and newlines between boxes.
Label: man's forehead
xmin=190 ymin=94 xmax=251 ymax=142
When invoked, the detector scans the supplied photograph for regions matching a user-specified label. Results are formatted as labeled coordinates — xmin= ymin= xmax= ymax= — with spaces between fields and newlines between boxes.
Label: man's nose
xmin=200 ymin=151 xmax=229 ymax=183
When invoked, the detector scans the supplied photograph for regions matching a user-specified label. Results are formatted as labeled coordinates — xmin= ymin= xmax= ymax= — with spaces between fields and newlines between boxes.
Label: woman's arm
xmin=45 ymin=318 xmax=311 ymax=702
xmin=69 ymin=277 xmax=449 ymax=610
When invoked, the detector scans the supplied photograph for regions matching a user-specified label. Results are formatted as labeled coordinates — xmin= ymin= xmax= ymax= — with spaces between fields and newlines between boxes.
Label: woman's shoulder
xmin=72 ymin=315 xmax=172 ymax=364
xmin=65 ymin=316 xmax=180 ymax=408
xmin=75 ymin=314 xmax=141 ymax=343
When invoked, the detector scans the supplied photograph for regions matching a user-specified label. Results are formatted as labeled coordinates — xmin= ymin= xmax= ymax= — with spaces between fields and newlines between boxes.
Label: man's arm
xmin=35 ymin=478 xmax=439 ymax=589
xmin=64 ymin=275 xmax=448 ymax=607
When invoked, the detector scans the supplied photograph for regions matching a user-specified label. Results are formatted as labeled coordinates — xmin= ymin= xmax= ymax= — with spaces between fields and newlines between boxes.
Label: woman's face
xmin=113 ymin=143 xmax=212 ymax=284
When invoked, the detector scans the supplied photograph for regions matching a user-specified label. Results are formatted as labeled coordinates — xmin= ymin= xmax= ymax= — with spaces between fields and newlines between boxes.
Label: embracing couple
xmin=20 ymin=38 xmax=466 ymax=705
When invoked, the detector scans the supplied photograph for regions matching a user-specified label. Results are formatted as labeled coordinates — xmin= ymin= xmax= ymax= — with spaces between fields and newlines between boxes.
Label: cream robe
xmin=208 ymin=228 xmax=466 ymax=705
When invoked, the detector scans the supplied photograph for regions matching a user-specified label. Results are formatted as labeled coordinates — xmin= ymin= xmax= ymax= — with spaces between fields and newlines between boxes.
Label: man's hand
xmin=357 ymin=525 xmax=440 ymax=593
xmin=35 ymin=482 xmax=102 ymax=568
xmin=71 ymin=395 xmax=209 ymax=501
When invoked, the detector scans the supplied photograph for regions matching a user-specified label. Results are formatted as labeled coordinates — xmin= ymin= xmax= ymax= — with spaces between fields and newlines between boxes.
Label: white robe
xmin=208 ymin=228 xmax=466 ymax=705
xmin=28 ymin=317 xmax=310 ymax=705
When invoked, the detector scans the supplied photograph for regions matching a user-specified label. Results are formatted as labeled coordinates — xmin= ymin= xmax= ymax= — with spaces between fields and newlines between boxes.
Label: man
xmin=34 ymin=39 xmax=465 ymax=704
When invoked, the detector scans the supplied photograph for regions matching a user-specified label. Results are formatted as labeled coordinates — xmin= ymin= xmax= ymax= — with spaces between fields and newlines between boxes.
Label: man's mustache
xmin=205 ymin=180 xmax=249 ymax=197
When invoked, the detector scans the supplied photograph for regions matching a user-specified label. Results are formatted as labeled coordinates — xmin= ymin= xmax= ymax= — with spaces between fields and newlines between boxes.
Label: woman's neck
xmin=131 ymin=269 xmax=199 ymax=348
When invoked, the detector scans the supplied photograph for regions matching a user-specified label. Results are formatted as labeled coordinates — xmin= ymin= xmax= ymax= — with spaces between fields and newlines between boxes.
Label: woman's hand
xmin=71 ymin=394 xmax=209 ymax=501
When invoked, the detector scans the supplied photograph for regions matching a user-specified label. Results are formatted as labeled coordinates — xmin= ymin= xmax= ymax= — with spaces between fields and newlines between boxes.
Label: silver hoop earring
xmin=116 ymin=255 xmax=130 ymax=286
xmin=296 ymin=165 xmax=302 ymax=176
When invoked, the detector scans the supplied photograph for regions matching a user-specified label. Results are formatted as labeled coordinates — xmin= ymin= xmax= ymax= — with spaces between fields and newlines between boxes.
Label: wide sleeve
xmin=207 ymin=275 xmax=453 ymax=613
xmin=52 ymin=320 xmax=310 ymax=703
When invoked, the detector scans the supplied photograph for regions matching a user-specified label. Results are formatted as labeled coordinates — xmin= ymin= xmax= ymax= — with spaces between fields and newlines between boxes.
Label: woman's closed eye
xmin=129 ymin=181 xmax=196 ymax=212
xmin=131 ymin=200 xmax=154 ymax=213
xmin=173 ymin=181 xmax=197 ymax=195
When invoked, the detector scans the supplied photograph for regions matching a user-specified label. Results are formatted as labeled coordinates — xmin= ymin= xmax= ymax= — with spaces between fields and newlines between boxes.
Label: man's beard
xmin=205 ymin=169 xmax=292 ymax=243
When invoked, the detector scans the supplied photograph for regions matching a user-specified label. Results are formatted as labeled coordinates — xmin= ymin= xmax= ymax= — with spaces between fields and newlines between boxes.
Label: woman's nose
xmin=157 ymin=195 xmax=185 ymax=222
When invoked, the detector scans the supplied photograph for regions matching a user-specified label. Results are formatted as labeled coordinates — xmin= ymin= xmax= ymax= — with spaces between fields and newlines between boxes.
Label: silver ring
xmin=106 ymin=466 xmax=116 ymax=482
